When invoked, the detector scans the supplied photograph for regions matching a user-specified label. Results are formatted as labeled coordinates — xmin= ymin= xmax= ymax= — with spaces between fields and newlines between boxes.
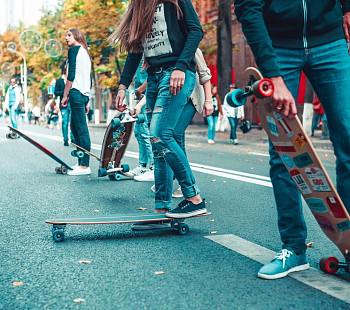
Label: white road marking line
xmin=206 ymin=234 xmax=350 ymax=304
xmin=249 ymin=152 xmax=270 ymax=157
xmin=1 ymin=127 xmax=272 ymax=187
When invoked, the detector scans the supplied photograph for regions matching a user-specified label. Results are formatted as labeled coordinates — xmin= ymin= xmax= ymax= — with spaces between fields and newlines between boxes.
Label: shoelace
xmin=275 ymin=249 xmax=293 ymax=269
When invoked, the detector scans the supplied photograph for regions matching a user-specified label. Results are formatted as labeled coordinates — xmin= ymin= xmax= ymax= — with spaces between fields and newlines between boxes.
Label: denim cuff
xmin=182 ymin=183 xmax=200 ymax=199
xmin=155 ymin=200 xmax=172 ymax=211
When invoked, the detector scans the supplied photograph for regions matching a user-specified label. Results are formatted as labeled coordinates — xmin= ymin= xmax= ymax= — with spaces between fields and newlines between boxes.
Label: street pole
xmin=7 ymin=42 xmax=28 ymax=121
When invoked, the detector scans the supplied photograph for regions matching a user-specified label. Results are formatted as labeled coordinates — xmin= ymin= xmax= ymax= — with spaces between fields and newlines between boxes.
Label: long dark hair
xmin=108 ymin=0 xmax=182 ymax=53
xmin=68 ymin=28 xmax=92 ymax=62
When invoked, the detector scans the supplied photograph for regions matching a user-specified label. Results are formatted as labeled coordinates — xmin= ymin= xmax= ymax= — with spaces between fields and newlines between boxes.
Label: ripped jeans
xmin=145 ymin=67 xmax=198 ymax=210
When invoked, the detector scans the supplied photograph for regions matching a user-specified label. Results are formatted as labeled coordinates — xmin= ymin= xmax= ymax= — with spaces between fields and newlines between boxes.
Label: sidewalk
xmin=184 ymin=124 xmax=333 ymax=150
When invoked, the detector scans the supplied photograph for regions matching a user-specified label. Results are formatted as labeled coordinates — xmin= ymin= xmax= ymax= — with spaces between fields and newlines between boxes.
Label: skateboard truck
xmin=111 ymin=110 xmax=145 ymax=128
xmin=227 ymin=76 xmax=274 ymax=108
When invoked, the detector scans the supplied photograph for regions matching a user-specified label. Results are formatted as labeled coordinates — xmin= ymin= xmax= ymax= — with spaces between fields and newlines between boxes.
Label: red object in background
xmin=297 ymin=72 xmax=306 ymax=104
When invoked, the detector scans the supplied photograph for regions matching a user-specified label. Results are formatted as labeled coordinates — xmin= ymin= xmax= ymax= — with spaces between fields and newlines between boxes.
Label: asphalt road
xmin=0 ymin=121 xmax=349 ymax=310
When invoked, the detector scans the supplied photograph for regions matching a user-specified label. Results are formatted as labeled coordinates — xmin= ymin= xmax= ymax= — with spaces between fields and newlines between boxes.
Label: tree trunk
xmin=217 ymin=0 xmax=232 ymax=102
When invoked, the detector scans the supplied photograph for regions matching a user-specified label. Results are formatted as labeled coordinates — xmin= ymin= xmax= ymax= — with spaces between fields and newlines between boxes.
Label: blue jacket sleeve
xmin=119 ymin=53 xmax=143 ymax=88
xmin=67 ymin=46 xmax=80 ymax=82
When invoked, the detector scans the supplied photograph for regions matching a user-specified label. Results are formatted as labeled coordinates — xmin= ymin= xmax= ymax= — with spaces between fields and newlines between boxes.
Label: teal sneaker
xmin=258 ymin=249 xmax=309 ymax=280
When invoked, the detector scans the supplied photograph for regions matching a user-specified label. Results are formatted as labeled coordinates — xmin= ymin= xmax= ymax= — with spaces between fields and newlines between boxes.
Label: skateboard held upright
xmin=228 ymin=67 xmax=350 ymax=275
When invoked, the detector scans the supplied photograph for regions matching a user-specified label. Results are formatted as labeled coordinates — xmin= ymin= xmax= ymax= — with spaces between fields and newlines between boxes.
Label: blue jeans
xmin=311 ymin=113 xmax=327 ymax=135
xmin=228 ymin=117 xmax=239 ymax=140
xmin=269 ymin=39 xmax=350 ymax=253
xmin=207 ymin=115 xmax=218 ymax=140
xmin=9 ymin=105 xmax=18 ymax=129
xmin=146 ymin=68 xmax=197 ymax=210
xmin=134 ymin=106 xmax=153 ymax=167
xmin=61 ymin=106 xmax=75 ymax=143
xmin=69 ymin=89 xmax=91 ymax=167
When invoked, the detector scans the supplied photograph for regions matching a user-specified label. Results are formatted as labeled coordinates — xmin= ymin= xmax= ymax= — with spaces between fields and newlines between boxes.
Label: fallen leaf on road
xmin=138 ymin=207 xmax=147 ymax=211
xmin=93 ymin=210 xmax=100 ymax=213
xmin=73 ymin=298 xmax=85 ymax=303
xmin=306 ymin=242 xmax=314 ymax=248
xmin=209 ymin=219 xmax=215 ymax=222
xmin=223 ymin=181 xmax=228 ymax=183
xmin=78 ymin=260 xmax=91 ymax=264
xmin=47 ymin=185 xmax=52 ymax=188
xmin=72 ymin=180 xmax=76 ymax=183
xmin=210 ymin=231 xmax=218 ymax=234
xmin=205 ymin=201 xmax=212 ymax=204
xmin=12 ymin=282 xmax=23 ymax=286
xmin=211 ymin=179 xmax=216 ymax=182
xmin=250 ymin=167 xmax=254 ymax=170
xmin=154 ymin=271 xmax=165 ymax=275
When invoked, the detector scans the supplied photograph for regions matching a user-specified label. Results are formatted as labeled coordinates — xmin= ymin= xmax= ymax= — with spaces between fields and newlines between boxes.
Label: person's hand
xmin=240 ymin=116 xmax=245 ymax=121
xmin=133 ymin=104 xmax=142 ymax=116
xmin=270 ymin=76 xmax=297 ymax=119
xmin=135 ymin=88 xmax=143 ymax=99
xmin=202 ymin=100 xmax=213 ymax=117
xmin=85 ymin=105 xmax=89 ymax=115
xmin=169 ymin=69 xmax=185 ymax=95
xmin=115 ymin=88 xmax=127 ymax=111
xmin=220 ymin=113 xmax=224 ymax=120
xmin=61 ymin=96 xmax=68 ymax=108
xmin=343 ymin=12 xmax=350 ymax=54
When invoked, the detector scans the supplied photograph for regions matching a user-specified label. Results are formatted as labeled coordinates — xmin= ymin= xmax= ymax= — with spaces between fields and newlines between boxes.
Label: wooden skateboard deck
xmin=8 ymin=125 xmax=72 ymax=174
xmin=46 ymin=212 xmax=212 ymax=242
xmin=97 ymin=110 xmax=144 ymax=179
xmin=230 ymin=67 xmax=350 ymax=274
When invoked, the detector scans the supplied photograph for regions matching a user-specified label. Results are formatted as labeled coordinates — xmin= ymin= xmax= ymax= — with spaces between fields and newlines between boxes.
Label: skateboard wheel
xmin=111 ymin=117 xmax=121 ymax=128
xmin=61 ymin=167 xmax=68 ymax=174
xmin=10 ymin=132 xmax=17 ymax=139
xmin=55 ymin=167 xmax=62 ymax=174
xmin=135 ymin=114 xmax=145 ymax=124
xmin=76 ymin=150 xmax=84 ymax=159
xmin=71 ymin=150 xmax=77 ymax=157
xmin=227 ymin=89 xmax=247 ymax=107
xmin=319 ymin=256 xmax=339 ymax=274
xmin=121 ymin=164 xmax=130 ymax=173
xmin=253 ymin=78 xmax=274 ymax=98
xmin=108 ymin=174 xmax=122 ymax=181
xmin=52 ymin=230 xmax=65 ymax=242
xmin=177 ymin=223 xmax=189 ymax=235
xmin=98 ymin=168 xmax=107 ymax=177
xmin=6 ymin=133 xmax=11 ymax=139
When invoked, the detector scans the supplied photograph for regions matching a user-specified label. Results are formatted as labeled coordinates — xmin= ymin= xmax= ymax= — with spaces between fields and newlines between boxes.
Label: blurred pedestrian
xmin=32 ymin=105 xmax=41 ymax=125
xmin=223 ymin=84 xmax=245 ymax=145
xmin=311 ymin=95 xmax=325 ymax=137
xmin=206 ymin=84 xmax=223 ymax=144
xmin=4 ymin=77 xmax=21 ymax=129
xmin=110 ymin=0 xmax=207 ymax=222
xmin=61 ymin=28 xmax=92 ymax=176
xmin=55 ymin=63 xmax=75 ymax=146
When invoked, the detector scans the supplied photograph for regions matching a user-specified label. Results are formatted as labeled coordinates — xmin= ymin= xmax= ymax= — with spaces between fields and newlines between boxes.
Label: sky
xmin=0 ymin=0 xmax=58 ymax=34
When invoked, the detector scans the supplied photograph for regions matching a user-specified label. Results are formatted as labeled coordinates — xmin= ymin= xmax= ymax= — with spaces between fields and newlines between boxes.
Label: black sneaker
xmin=131 ymin=221 xmax=171 ymax=231
xmin=64 ymin=140 xmax=69 ymax=146
xmin=166 ymin=199 xmax=207 ymax=219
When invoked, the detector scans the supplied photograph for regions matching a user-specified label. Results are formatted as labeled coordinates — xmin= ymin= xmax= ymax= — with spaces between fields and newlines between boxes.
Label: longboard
xmin=8 ymin=126 xmax=72 ymax=174
xmin=228 ymin=67 xmax=350 ymax=275
xmin=46 ymin=212 xmax=212 ymax=242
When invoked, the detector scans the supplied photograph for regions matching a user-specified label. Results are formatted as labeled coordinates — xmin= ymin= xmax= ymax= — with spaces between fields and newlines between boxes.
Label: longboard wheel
xmin=111 ymin=117 xmax=121 ymax=128
xmin=52 ymin=230 xmax=65 ymax=242
xmin=10 ymin=132 xmax=17 ymax=139
xmin=98 ymin=168 xmax=107 ymax=177
xmin=135 ymin=114 xmax=145 ymax=124
xmin=227 ymin=89 xmax=247 ymax=107
xmin=253 ymin=78 xmax=274 ymax=98
xmin=319 ymin=256 xmax=339 ymax=274
xmin=55 ymin=167 xmax=62 ymax=174
xmin=61 ymin=167 xmax=68 ymax=174
xmin=121 ymin=164 xmax=130 ymax=173
xmin=71 ymin=150 xmax=77 ymax=157
xmin=76 ymin=150 xmax=84 ymax=159
xmin=6 ymin=133 xmax=11 ymax=139
xmin=177 ymin=223 xmax=189 ymax=235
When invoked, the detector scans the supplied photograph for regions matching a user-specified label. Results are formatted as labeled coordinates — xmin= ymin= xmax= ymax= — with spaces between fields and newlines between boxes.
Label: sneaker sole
xmin=258 ymin=263 xmax=310 ymax=280
xmin=165 ymin=208 xmax=207 ymax=219
xmin=172 ymin=194 xmax=184 ymax=198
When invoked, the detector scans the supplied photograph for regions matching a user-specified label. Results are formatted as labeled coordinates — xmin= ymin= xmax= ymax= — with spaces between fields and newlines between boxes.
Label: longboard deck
xmin=8 ymin=125 xmax=72 ymax=171
xmin=46 ymin=212 xmax=212 ymax=225
xmin=46 ymin=212 xmax=212 ymax=242
xmin=243 ymin=67 xmax=350 ymax=258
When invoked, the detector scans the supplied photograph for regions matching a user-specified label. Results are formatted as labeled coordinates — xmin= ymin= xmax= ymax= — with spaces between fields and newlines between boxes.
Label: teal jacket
xmin=235 ymin=0 xmax=350 ymax=77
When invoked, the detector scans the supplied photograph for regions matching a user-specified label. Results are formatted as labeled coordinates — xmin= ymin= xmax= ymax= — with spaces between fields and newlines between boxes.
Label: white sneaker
xmin=151 ymin=184 xmax=156 ymax=193
xmin=67 ymin=166 xmax=91 ymax=176
xmin=208 ymin=139 xmax=215 ymax=144
xmin=172 ymin=186 xmax=183 ymax=198
xmin=123 ymin=165 xmax=147 ymax=177
xmin=134 ymin=169 xmax=154 ymax=182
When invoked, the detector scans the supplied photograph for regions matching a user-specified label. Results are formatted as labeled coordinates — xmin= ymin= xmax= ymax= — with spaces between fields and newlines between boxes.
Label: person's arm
xmin=194 ymin=49 xmax=212 ymax=85
xmin=14 ymin=87 xmax=21 ymax=109
xmin=202 ymin=80 xmax=213 ymax=117
xmin=62 ymin=46 xmax=79 ymax=108
xmin=235 ymin=0 xmax=297 ymax=119
xmin=115 ymin=52 xmax=143 ymax=109
xmin=136 ymin=80 xmax=147 ymax=98
xmin=170 ymin=0 xmax=203 ymax=95
xmin=341 ymin=0 xmax=350 ymax=49
xmin=54 ymin=79 xmax=64 ymax=100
